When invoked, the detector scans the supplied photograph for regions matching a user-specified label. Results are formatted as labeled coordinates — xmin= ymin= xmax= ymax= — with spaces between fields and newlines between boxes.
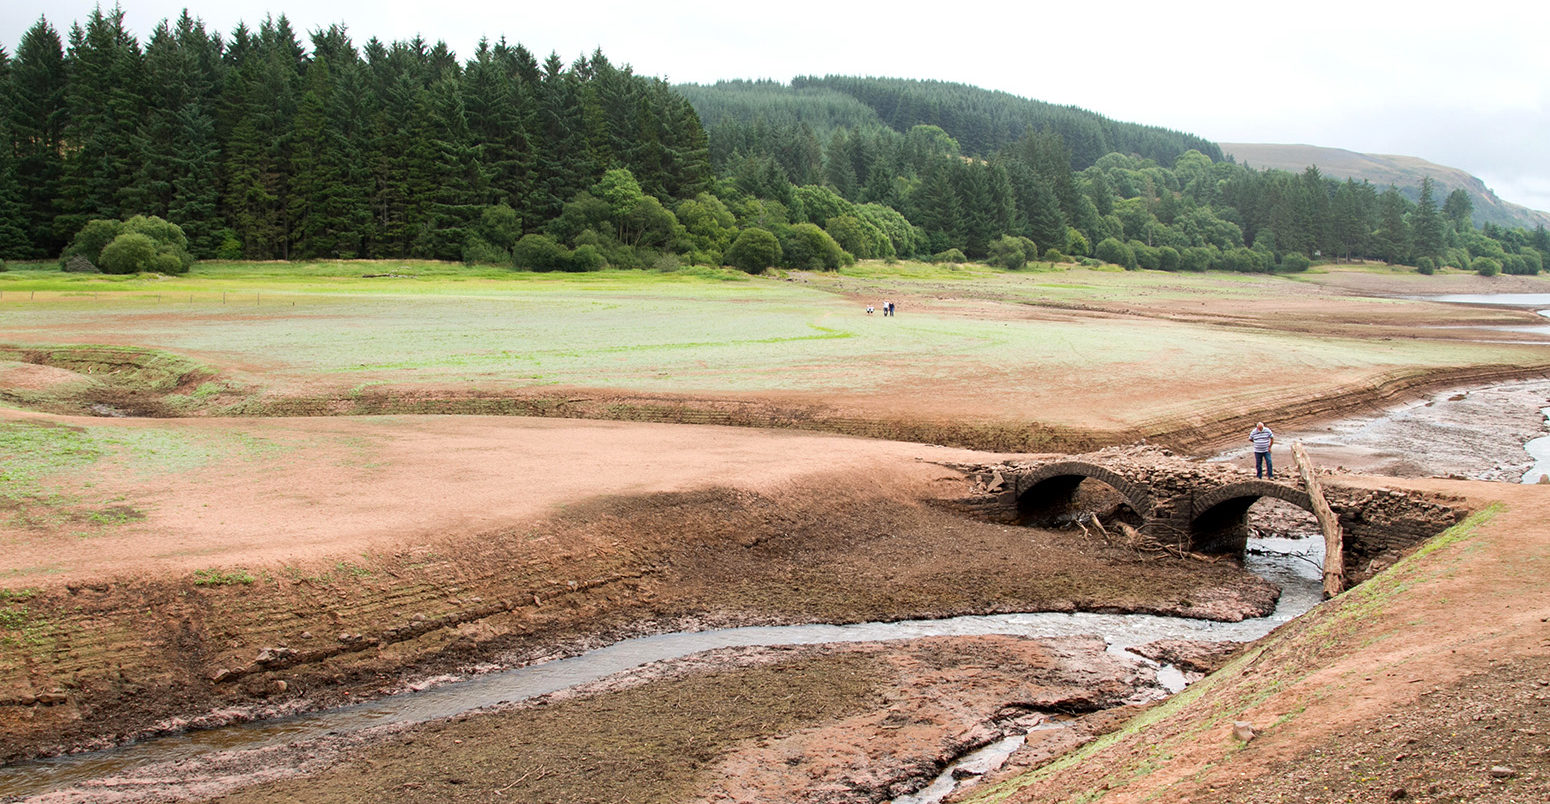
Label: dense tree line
xmin=2 ymin=9 xmax=1542 ymax=277
xmin=681 ymin=79 xmax=1545 ymax=274
xmin=0 ymin=8 xmax=708 ymax=262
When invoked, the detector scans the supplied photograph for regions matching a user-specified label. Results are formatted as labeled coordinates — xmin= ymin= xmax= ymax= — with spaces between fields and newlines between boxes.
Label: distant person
xmin=1250 ymin=422 xmax=1274 ymax=478
xmin=882 ymin=300 xmax=892 ymax=317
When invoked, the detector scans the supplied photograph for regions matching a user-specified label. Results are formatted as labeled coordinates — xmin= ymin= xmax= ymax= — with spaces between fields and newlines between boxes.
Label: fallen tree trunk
xmin=1292 ymin=441 xmax=1344 ymax=598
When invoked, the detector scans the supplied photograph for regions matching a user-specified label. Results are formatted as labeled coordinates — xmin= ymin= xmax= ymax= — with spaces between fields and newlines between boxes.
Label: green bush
xmin=1473 ymin=256 xmax=1501 ymax=277
xmin=1156 ymin=246 xmax=1180 ymax=271
xmin=781 ymin=223 xmax=849 ymax=270
xmin=1042 ymin=248 xmax=1067 ymax=264
xmin=1222 ymin=247 xmax=1267 ymax=273
xmin=570 ymin=244 xmax=607 ymax=271
xmin=216 ymin=232 xmax=243 ymax=260
xmin=1129 ymin=240 xmax=1159 ymax=270
xmin=1503 ymin=253 xmax=1540 ymax=275
xmin=1064 ymin=227 xmax=1090 ymax=257
xmin=1417 ymin=256 xmax=1436 ymax=275
xmin=59 ymin=219 xmax=123 ymax=267
xmin=1094 ymin=237 xmax=1136 ymax=269
xmin=98 ymin=232 xmax=159 ymax=274
xmin=512 ymin=234 xmax=571 ymax=271
xmin=1280 ymin=252 xmax=1312 ymax=272
xmin=63 ymin=216 xmax=193 ymax=274
xmin=1180 ymin=246 xmax=1215 ymax=272
xmin=987 ymin=235 xmax=1037 ymax=270
xmin=930 ymin=248 xmax=968 ymax=264
xmin=726 ymin=227 xmax=782 ymax=274
xmin=462 ymin=235 xmax=512 ymax=266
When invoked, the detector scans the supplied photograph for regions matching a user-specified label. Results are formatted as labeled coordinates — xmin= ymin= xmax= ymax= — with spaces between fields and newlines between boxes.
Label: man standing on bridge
xmin=1250 ymin=422 xmax=1275 ymax=478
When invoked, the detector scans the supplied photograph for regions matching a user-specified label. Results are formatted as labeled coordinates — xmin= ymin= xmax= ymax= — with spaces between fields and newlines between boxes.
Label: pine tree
xmin=57 ymin=6 xmax=145 ymax=243
xmin=910 ymin=158 xmax=962 ymax=252
xmin=1375 ymin=186 xmax=1410 ymax=264
xmin=1411 ymin=177 xmax=1445 ymax=260
xmin=163 ymin=13 xmax=225 ymax=257
xmin=463 ymin=39 xmax=530 ymax=214
xmin=6 ymin=18 xmax=68 ymax=257
xmin=0 ymin=48 xmax=36 ymax=257
xmin=414 ymin=75 xmax=481 ymax=260
xmin=219 ymin=18 xmax=301 ymax=258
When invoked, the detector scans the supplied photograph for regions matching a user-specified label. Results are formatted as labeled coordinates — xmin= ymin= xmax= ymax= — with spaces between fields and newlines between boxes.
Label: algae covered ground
xmin=3 ymin=261 xmax=1549 ymax=446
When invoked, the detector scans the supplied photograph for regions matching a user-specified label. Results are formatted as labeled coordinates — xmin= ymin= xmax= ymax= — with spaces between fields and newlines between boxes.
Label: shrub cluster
xmin=59 ymin=216 xmax=195 ymax=274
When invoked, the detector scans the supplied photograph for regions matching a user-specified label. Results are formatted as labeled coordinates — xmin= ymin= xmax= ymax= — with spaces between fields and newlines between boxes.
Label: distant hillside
xmin=678 ymin=77 xmax=1222 ymax=169
xmin=1220 ymin=143 xmax=1550 ymax=230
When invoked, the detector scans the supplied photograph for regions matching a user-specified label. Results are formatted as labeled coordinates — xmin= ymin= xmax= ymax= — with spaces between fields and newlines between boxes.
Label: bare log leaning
xmin=1292 ymin=440 xmax=1345 ymax=598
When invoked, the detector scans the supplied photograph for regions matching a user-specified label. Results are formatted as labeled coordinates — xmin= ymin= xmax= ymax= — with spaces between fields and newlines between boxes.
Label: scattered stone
xmin=1232 ymin=720 xmax=1256 ymax=742
xmin=1489 ymin=765 xmax=1516 ymax=778
xmin=36 ymin=691 xmax=69 ymax=706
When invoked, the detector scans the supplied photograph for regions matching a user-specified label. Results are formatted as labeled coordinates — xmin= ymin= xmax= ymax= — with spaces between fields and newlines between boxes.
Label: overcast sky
xmin=6 ymin=1 xmax=1549 ymax=213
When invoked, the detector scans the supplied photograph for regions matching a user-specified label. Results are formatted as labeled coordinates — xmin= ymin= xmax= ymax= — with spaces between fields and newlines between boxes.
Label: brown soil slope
xmin=961 ymin=477 xmax=1550 ymax=804
xmin=0 ymin=440 xmax=1277 ymax=765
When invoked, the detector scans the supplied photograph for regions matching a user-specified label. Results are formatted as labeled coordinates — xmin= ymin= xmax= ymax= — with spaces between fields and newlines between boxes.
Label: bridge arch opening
xmin=1015 ymin=463 xmax=1151 ymax=532
xmin=1187 ymin=481 xmax=1320 ymax=557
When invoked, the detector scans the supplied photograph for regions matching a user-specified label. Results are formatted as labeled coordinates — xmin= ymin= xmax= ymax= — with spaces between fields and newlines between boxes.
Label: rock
xmin=1131 ymin=639 xmax=1243 ymax=674
xmin=255 ymin=646 xmax=297 ymax=665
xmin=1489 ymin=765 xmax=1517 ymax=778
xmin=36 ymin=691 xmax=69 ymax=706
xmin=274 ymin=680 xmax=288 ymax=693
xmin=1232 ymin=721 xmax=1256 ymax=742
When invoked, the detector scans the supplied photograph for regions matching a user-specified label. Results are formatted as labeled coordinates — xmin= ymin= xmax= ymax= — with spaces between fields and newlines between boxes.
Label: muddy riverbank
xmin=0 ymin=461 xmax=1278 ymax=777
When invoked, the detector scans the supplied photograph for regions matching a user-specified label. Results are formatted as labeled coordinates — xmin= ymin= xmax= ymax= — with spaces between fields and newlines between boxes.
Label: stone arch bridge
xmin=958 ymin=448 xmax=1464 ymax=572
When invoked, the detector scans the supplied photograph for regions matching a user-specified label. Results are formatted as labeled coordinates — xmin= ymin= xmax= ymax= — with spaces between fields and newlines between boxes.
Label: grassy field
xmin=4 ymin=260 xmax=1547 ymax=432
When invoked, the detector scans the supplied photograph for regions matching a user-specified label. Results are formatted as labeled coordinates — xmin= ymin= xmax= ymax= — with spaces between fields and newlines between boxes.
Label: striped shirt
xmin=1250 ymin=426 xmax=1274 ymax=453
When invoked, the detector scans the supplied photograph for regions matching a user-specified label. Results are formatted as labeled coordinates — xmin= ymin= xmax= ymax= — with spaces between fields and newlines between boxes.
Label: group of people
xmin=866 ymin=300 xmax=897 ymax=316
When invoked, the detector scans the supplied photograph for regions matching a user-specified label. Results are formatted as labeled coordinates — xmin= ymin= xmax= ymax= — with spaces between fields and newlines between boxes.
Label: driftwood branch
xmin=1292 ymin=441 xmax=1344 ymax=598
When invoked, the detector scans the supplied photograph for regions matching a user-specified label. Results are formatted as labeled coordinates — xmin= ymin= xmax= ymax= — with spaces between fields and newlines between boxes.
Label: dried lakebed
xmin=6 ymin=371 xmax=1544 ymax=802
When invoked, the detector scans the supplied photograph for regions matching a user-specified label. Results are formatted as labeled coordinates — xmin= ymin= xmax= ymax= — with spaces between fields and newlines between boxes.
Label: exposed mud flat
xmin=186 ymin=635 xmax=1159 ymax=804
xmin=1217 ymin=378 xmax=1550 ymax=482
